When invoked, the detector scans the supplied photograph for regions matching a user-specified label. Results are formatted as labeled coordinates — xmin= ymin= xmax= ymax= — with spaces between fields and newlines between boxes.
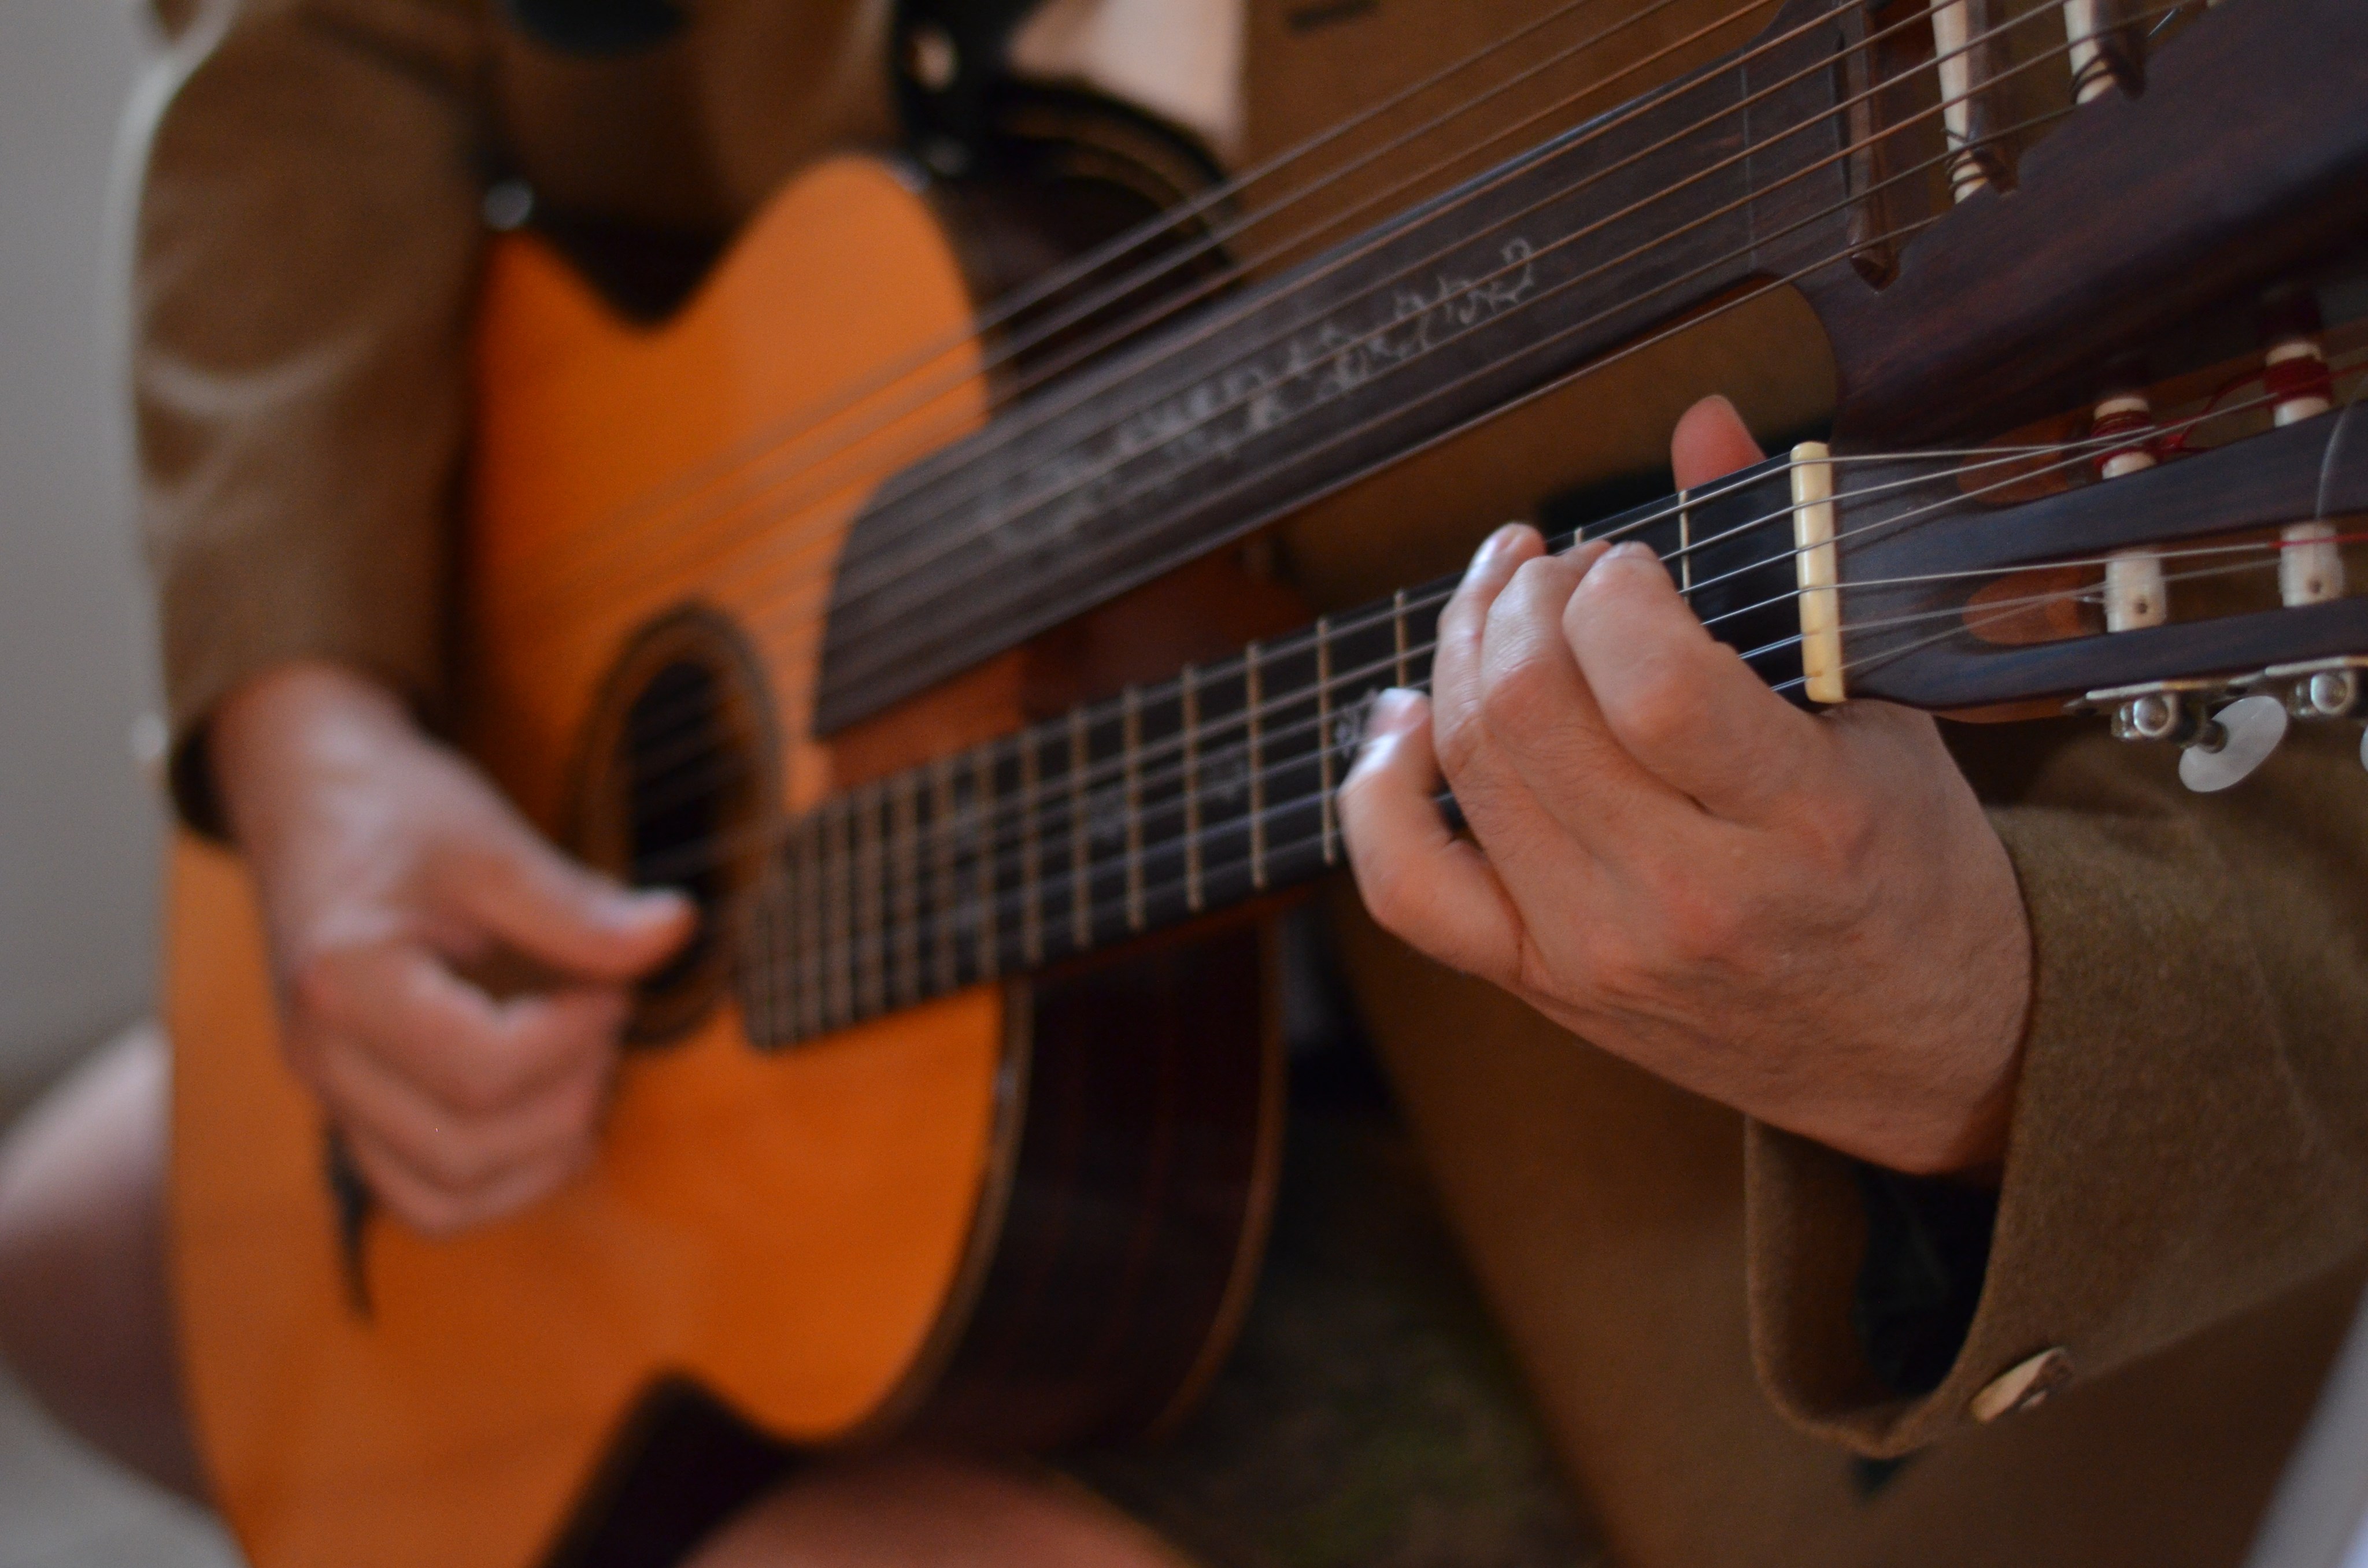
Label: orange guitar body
xmin=165 ymin=157 xmax=1283 ymax=1568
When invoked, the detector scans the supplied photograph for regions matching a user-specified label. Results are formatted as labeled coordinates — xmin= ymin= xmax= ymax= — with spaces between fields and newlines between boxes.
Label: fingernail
xmin=1483 ymin=523 xmax=1528 ymax=559
xmin=1371 ymin=688 xmax=1420 ymax=732
xmin=1357 ymin=690 xmax=1420 ymax=761
xmin=602 ymin=887 xmax=692 ymax=929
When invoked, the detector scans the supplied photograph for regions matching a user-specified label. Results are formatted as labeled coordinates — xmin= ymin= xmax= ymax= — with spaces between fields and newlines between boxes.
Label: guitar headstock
xmin=1814 ymin=327 xmax=2368 ymax=789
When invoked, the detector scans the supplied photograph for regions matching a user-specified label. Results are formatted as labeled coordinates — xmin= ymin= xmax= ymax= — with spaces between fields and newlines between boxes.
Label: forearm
xmin=136 ymin=0 xmax=489 ymax=832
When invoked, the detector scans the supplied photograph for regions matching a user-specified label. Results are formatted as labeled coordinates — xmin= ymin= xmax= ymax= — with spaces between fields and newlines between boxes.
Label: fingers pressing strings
xmin=712 ymin=381 xmax=2366 ymax=988
xmin=615 ymin=9 xmax=2254 ymax=933
xmin=627 ymin=362 xmax=2336 ymax=912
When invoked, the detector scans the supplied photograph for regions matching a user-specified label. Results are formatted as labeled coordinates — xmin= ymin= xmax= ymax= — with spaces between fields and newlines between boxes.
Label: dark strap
xmin=891 ymin=0 xmax=1050 ymax=169
xmin=502 ymin=0 xmax=683 ymax=56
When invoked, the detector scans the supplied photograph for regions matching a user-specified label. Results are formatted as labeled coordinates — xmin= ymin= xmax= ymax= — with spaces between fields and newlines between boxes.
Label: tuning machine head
xmin=2258 ymin=657 xmax=2368 ymax=722
xmin=2252 ymin=657 xmax=2368 ymax=774
xmin=2084 ymin=679 xmax=2293 ymax=793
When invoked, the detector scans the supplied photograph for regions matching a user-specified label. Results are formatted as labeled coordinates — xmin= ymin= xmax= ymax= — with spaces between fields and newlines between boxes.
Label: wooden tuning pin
xmin=2062 ymin=0 xmax=2145 ymax=103
xmin=2090 ymin=393 xmax=2168 ymax=632
xmin=2260 ymin=326 xmax=2347 ymax=607
xmin=1931 ymin=0 xmax=2012 ymax=201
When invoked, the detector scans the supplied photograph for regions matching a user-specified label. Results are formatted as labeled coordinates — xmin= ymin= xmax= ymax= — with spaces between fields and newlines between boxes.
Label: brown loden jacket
xmin=134 ymin=0 xmax=2368 ymax=1562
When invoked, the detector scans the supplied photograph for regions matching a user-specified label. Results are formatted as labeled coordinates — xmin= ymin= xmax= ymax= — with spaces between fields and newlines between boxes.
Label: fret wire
xmin=1020 ymin=739 xmax=1044 ymax=966
xmin=797 ymin=810 xmax=822 ymax=1040
xmin=1245 ymin=642 xmax=1268 ymax=891
xmin=830 ymin=799 xmax=854 ymax=1029
xmin=1677 ymin=486 xmax=1694 ymax=592
xmin=1182 ymin=665 xmax=1204 ymax=914
xmin=857 ymin=785 xmax=885 ymax=1018
xmin=766 ymin=617 xmax=1821 ymax=1004
xmin=893 ymin=770 xmax=921 ymax=1007
xmin=1068 ymin=708 xmax=1092 ymax=953
xmin=1315 ymin=617 xmax=1338 ymax=866
xmin=1123 ymin=688 xmax=1146 ymax=933
xmin=931 ymin=754 xmax=958 ymax=995
xmin=973 ymin=746 xmax=1000 ymax=981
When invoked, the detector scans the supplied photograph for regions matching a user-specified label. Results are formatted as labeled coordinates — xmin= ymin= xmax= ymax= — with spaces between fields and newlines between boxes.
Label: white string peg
xmin=2062 ymin=0 xmax=2144 ymax=103
xmin=1932 ymin=0 xmax=2010 ymax=201
xmin=2088 ymin=393 xmax=2170 ymax=631
xmin=2258 ymin=335 xmax=2348 ymax=606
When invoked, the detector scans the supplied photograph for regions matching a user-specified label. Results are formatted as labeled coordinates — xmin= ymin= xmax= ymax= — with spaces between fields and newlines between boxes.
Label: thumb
xmin=441 ymin=815 xmax=695 ymax=982
xmin=1670 ymin=395 xmax=1766 ymax=490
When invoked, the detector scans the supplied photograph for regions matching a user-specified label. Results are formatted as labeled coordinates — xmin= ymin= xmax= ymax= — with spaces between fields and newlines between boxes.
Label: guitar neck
xmin=742 ymin=458 xmax=1811 ymax=1046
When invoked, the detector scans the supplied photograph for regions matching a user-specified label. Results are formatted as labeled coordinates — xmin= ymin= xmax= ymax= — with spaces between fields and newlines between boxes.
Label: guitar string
xmin=793 ymin=389 xmax=2320 ymax=866
xmin=693 ymin=513 xmax=2345 ymax=1022
xmin=1764 ymin=538 xmax=2366 ymax=698
xmin=529 ymin=0 xmax=2027 ymax=647
xmin=620 ymin=387 xmax=2189 ymax=826
xmin=509 ymin=0 xmax=1788 ymax=623
xmin=1738 ymin=538 xmax=2368 ymax=668
xmin=691 ymin=0 xmax=2048 ymax=663
xmin=723 ymin=368 xmax=2366 ymax=995
xmin=626 ymin=377 xmax=2325 ymax=892
xmin=741 ymin=529 xmax=2354 ymax=1014
xmin=631 ymin=333 xmax=2344 ymax=854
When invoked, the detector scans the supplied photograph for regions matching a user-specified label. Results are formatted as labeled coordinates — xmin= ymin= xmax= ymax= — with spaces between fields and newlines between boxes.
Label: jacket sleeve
xmin=134 ymin=0 xmax=490 ymax=831
xmin=1747 ymin=716 xmax=2368 ymax=1456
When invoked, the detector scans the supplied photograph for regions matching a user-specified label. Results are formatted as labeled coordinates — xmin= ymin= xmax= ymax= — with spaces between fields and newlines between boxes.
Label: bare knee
xmin=0 ymin=1022 xmax=206 ymax=1499
xmin=685 ymin=1451 xmax=1185 ymax=1568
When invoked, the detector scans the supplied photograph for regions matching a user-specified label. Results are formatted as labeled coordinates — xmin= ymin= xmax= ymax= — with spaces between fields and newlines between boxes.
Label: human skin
xmin=210 ymin=662 xmax=696 ymax=1235
xmin=1335 ymin=396 xmax=2032 ymax=1177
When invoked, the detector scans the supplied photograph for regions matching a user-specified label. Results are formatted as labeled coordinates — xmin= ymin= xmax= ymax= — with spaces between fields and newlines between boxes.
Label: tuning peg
xmin=2097 ymin=680 xmax=2217 ymax=745
xmin=2087 ymin=679 xmax=2291 ymax=792
xmin=2177 ymin=694 xmax=2289 ymax=793
xmin=2266 ymin=658 xmax=2368 ymax=721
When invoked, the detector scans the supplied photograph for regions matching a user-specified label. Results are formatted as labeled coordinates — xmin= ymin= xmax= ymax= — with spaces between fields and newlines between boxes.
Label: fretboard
xmin=809 ymin=1 xmax=1862 ymax=734
xmin=740 ymin=458 xmax=1809 ymax=1046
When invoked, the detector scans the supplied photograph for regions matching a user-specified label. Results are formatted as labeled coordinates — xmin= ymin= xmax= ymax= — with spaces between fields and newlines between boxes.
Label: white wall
xmin=0 ymin=0 xmax=160 ymax=1097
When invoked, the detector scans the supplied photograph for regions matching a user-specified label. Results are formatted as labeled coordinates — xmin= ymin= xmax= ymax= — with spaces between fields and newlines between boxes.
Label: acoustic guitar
xmin=164 ymin=0 xmax=2368 ymax=1563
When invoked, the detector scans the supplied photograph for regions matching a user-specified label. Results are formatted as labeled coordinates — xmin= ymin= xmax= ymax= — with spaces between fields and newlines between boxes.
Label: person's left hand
xmin=1337 ymin=396 xmax=2031 ymax=1176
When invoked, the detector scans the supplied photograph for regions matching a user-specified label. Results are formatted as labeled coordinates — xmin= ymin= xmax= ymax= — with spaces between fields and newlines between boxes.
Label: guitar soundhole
xmin=570 ymin=606 xmax=780 ymax=1045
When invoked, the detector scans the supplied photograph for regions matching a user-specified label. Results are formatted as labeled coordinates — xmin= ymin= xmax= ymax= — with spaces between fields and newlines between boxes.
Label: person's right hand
xmin=210 ymin=662 xmax=693 ymax=1235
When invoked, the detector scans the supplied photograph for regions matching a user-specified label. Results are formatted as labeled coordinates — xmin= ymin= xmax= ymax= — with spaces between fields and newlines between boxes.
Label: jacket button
xmin=1970 ymin=1347 xmax=2074 ymax=1422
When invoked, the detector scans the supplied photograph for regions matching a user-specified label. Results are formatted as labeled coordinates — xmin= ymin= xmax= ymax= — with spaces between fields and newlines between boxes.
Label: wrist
xmin=211 ymin=661 xmax=420 ymax=855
